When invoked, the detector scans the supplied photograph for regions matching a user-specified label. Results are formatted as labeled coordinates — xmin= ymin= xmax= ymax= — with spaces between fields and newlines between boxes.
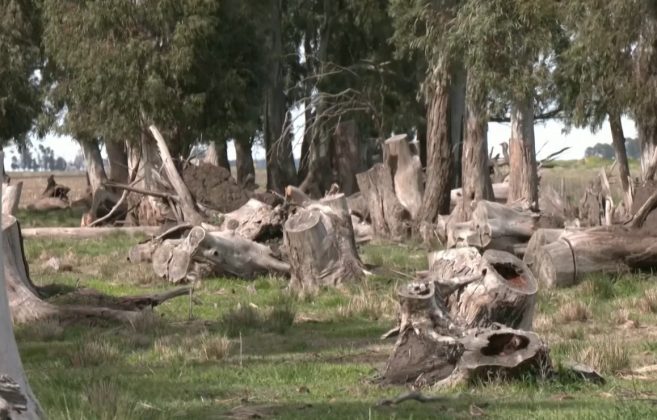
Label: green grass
xmin=16 ymin=207 xmax=84 ymax=227
xmin=14 ymin=232 xmax=657 ymax=419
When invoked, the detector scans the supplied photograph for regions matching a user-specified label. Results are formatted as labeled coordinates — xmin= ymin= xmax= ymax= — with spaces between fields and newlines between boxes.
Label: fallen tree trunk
xmin=21 ymin=226 xmax=160 ymax=239
xmin=152 ymin=226 xmax=290 ymax=283
xmin=450 ymin=182 xmax=508 ymax=209
xmin=427 ymin=248 xmax=537 ymax=330
xmin=205 ymin=199 xmax=284 ymax=242
xmin=2 ymin=182 xmax=22 ymax=216
xmin=381 ymin=280 xmax=550 ymax=387
xmin=531 ymin=227 xmax=657 ymax=288
xmin=284 ymin=194 xmax=365 ymax=294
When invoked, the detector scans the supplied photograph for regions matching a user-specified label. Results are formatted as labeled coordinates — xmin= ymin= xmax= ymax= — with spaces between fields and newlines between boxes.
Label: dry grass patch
xmin=336 ymin=287 xmax=396 ymax=321
xmin=533 ymin=314 xmax=553 ymax=333
xmin=557 ymin=301 xmax=591 ymax=323
xmin=199 ymin=333 xmax=232 ymax=361
xmin=85 ymin=379 xmax=140 ymax=420
xmin=70 ymin=340 xmax=121 ymax=367
xmin=638 ymin=288 xmax=657 ymax=314
xmin=575 ymin=338 xmax=631 ymax=374
xmin=17 ymin=319 xmax=65 ymax=342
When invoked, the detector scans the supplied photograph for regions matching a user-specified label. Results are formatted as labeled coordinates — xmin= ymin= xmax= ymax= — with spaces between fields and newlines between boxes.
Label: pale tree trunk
xmin=417 ymin=74 xmax=452 ymax=224
xmin=264 ymin=0 xmax=297 ymax=193
xmin=297 ymin=99 xmax=313 ymax=183
xmin=105 ymin=141 xmax=129 ymax=184
xmin=0 ymin=147 xmax=7 ymax=183
xmin=80 ymin=138 xmax=108 ymax=194
xmin=458 ymin=82 xmax=493 ymax=221
xmin=508 ymin=95 xmax=539 ymax=210
xmin=609 ymin=112 xmax=632 ymax=209
xmin=234 ymin=136 xmax=256 ymax=187
xmin=448 ymin=62 xmax=466 ymax=189
xmin=204 ymin=140 xmax=230 ymax=171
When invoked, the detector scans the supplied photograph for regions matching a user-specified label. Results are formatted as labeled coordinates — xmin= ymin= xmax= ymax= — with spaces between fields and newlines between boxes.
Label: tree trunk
xmin=449 ymin=62 xmax=467 ymax=189
xmin=417 ymin=119 xmax=427 ymax=168
xmin=205 ymin=140 xmax=230 ymax=171
xmin=381 ymin=279 xmax=549 ymax=387
xmin=458 ymin=83 xmax=493 ymax=221
xmin=2 ymin=182 xmax=22 ymax=216
xmin=297 ymin=99 xmax=313 ymax=183
xmin=0 ymin=148 xmax=7 ymax=184
xmin=105 ymin=141 xmax=129 ymax=184
xmin=355 ymin=164 xmax=409 ymax=240
xmin=383 ymin=134 xmax=424 ymax=220
xmin=284 ymin=194 xmax=364 ymax=294
xmin=450 ymin=182 xmax=508 ymax=210
xmin=331 ymin=120 xmax=363 ymax=195
xmin=531 ymin=227 xmax=657 ymax=288
xmin=0 ymin=215 xmax=43 ymax=419
xmin=523 ymin=228 xmax=573 ymax=273
xmin=508 ymin=96 xmax=539 ymax=210
xmin=264 ymin=0 xmax=297 ymax=193
xmin=234 ymin=136 xmax=256 ymax=188
xmin=418 ymin=75 xmax=452 ymax=224
xmin=80 ymin=138 xmax=108 ymax=194
xmin=609 ymin=112 xmax=632 ymax=209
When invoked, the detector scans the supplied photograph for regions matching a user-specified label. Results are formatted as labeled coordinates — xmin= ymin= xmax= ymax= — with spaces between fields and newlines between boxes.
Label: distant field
xmin=9 ymin=171 xmax=88 ymax=207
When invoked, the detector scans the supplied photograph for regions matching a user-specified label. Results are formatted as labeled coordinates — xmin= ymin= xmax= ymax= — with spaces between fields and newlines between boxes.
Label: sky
xmin=3 ymin=116 xmax=637 ymax=169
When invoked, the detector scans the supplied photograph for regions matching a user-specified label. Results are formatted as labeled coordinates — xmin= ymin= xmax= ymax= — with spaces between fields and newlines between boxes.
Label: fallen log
xmin=207 ymin=199 xmax=284 ymax=242
xmin=381 ymin=280 xmax=550 ymax=387
xmin=41 ymin=175 xmax=70 ymax=201
xmin=427 ymin=248 xmax=537 ymax=330
xmin=523 ymin=228 xmax=578 ymax=272
xmin=152 ymin=226 xmax=290 ymax=283
xmin=21 ymin=226 xmax=161 ymax=239
xmin=450 ymin=182 xmax=508 ymax=209
xmin=25 ymin=197 xmax=69 ymax=211
xmin=531 ymin=227 xmax=657 ymax=288
xmin=284 ymin=194 xmax=365 ymax=294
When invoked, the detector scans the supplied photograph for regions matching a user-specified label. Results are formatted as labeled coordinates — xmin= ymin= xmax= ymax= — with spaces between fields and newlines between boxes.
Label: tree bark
xmin=418 ymin=74 xmax=452 ymax=224
xmin=383 ymin=134 xmax=424 ymax=220
xmin=205 ymin=140 xmax=230 ymax=171
xmin=264 ymin=0 xmax=297 ymax=193
xmin=105 ymin=141 xmax=129 ymax=184
xmin=234 ymin=136 xmax=256 ymax=188
xmin=609 ymin=112 xmax=632 ymax=209
xmin=449 ymin=62 xmax=467 ymax=189
xmin=331 ymin=120 xmax=363 ymax=195
xmin=2 ymin=182 xmax=22 ymax=216
xmin=508 ymin=96 xmax=539 ymax=210
xmin=458 ymin=83 xmax=493 ymax=220
xmin=80 ymin=138 xmax=108 ymax=194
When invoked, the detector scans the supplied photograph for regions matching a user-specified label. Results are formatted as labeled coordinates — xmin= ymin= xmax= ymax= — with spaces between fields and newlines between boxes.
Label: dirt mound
xmin=183 ymin=164 xmax=249 ymax=213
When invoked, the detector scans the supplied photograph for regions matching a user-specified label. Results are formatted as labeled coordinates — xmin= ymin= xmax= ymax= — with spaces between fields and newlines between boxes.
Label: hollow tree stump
xmin=381 ymin=279 xmax=550 ymax=388
xmin=531 ymin=227 xmax=657 ymax=288
xmin=427 ymin=248 xmax=537 ymax=330
xmin=284 ymin=195 xmax=365 ymax=294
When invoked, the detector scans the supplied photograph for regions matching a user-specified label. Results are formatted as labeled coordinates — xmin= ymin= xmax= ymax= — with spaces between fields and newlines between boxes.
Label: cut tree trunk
xmin=450 ymin=182 xmax=508 ymax=209
xmin=284 ymin=194 xmax=365 ymax=294
xmin=235 ymin=136 xmax=256 ymax=189
xmin=427 ymin=248 xmax=537 ymax=330
xmin=206 ymin=198 xmax=284 ymax=242
xmin=152 ymin=226 xmax=289 ymax=283
xmin=332 ymin=120 xmax=363 ymax=196
xmin=418 ymin=74 xmax=453 ymax=224
xmin=0 ymin=218 xmax=43 ymax=419
xmin=508 ymin=96 xmax=539 ymax=210
xmin=523 ymin=228 xmax=574 ymax=273
xmin=531 ymin=227 xmax=657 ymax=288
xmin=458 ymin=83 xmax=493 ymax=221
xmin=2 ymin=182 xmax=22 ymax=215
xmin=105 ymin=140 xmax=129 ymax=184
xmin=355 ymin=164 xmax=410 ymax=240
xmin=381 ymin=279 xmax=549 ymax=387
xmin=21 ymin=226 xmax=160 ymax=239
xmin=609 ymin=112 xmax=632 ymax=209
xmin=383 ymin=134 xmax=424 ymax=220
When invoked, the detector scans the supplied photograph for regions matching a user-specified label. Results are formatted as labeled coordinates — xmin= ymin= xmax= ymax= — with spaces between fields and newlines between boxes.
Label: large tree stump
xmin=381 ymin=279 xmax=550 ymax=387
xmin=355 ymin=163 xmax=409 ymax=240
xmin=427 ymin=248 xmax=537 ymax=330
xmin=383 ymin=134 xmax=424 ymax=220
xmin=532 ymin=227 xmax=657 ymax=288
xmin=284 ymin=194 xmax=365 ymax=294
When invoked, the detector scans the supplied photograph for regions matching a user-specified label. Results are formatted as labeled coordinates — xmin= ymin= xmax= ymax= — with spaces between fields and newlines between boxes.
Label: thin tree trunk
xmin=235 ymin=136 xmax=256 ymax=187
xmin=298 ymin=100 xmax=313 ymax=183
xmin=458 ymin=83 xmax=493 ymax=221
xmin=264 ymin=0 xmax=297 ymax=192
xmin=609 ymin=112 xmax=632 ymax=209
xmin=80 ymin=138 xmax=108 ymax=194
xmin=449 ymin=62 xmax=467 ymax=189
xmin=105 ymin=141 xmax=129 ymax=184
xmin=508 ymin=95 xmax=539 ymax=210
xmin=417 ymin=74 xmax=452 ymax=224
xmin=417 ymin=118 xmax=427 ymax=168
xmin=331 ymin=120 xmax=362 ymax=195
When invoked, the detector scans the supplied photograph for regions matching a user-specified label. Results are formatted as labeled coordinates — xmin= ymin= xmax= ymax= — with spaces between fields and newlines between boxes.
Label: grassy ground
xmin=15 ymin=233 xmax=657 ymax=419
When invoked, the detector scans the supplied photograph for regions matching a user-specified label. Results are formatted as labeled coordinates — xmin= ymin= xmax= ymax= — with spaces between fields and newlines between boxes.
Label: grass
xmin=13 ymin=233 xmax=657 ymax=419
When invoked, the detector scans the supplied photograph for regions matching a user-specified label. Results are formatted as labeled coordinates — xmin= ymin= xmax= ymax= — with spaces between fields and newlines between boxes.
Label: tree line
xmin=3 ymin=0 xmax=657 ymax=218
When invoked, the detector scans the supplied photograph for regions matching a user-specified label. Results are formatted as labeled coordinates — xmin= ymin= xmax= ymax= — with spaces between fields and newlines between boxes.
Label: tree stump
xmin=427 ymin=248 xmax=537 ymax=330
xmin=381 ymin=279 xmax=550 ymax=387
xmin=284 ymin=195 xmax=365 ymax=294
xmin=2 ymin=183 xmax=22 ymax=216
xmin=383 ymin=134 xmax=424 ymax=220
xmin=356 ymin=163 xmax=409 ymax=240
xmin=531 ymin=227 xmax=657 ymax=288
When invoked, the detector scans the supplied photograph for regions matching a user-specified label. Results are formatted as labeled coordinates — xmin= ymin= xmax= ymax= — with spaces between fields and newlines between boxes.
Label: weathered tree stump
xmin=381 ymin=279 xmax=550 ymax=388
xmin=383 ymin=134 xmax=424 ymax=220
xmin=356 ymin=163 xmax=409 ymax=240
xmin=427 ymin=248 xmax=537 ymax=330
xmin=284 ymin=194 xmax=365 ymax=294
xmin=2 ymin=183 xmax=22 ymax=216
